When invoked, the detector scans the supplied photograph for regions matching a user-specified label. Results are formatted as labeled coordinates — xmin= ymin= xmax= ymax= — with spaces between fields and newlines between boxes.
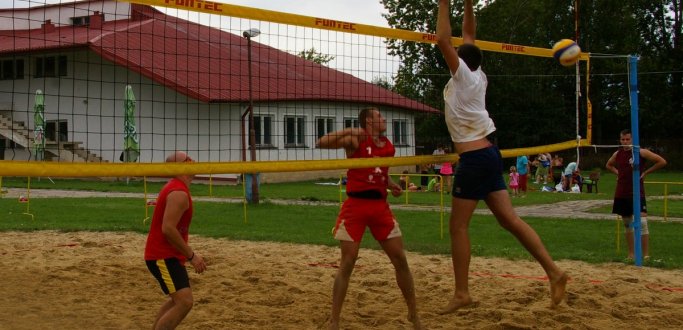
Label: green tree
xmin=381 ymin=0 xmax=681 ymax=158
xmin=298 ymin=48 xmax=335 ymax=65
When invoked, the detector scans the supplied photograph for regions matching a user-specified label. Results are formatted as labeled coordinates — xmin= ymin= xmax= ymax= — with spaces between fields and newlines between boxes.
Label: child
xmin=509 ymin=166 xmax=520 ymax=197
xmin=427 ymin=175 xmax=441 ymax=192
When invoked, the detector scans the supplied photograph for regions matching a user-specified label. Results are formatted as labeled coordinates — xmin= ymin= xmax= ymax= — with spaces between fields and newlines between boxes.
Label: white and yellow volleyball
xmin=552 ymin=39 xmax=581 ymax=66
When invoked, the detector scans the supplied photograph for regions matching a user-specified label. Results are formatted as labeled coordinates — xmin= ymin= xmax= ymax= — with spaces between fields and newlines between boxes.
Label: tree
xmin=297 ymin=48 xmax=335 ymax=65
xmin=381 ymin=0 xmax=681 ymax=157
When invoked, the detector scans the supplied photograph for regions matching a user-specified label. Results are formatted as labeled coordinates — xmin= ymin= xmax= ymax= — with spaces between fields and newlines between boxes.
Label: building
xmin=0 ymin=0 xmax=439 ymax=182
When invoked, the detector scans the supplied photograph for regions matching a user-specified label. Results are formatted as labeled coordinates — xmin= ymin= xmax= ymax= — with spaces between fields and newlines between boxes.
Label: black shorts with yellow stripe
xmin=146 ymin=258 xmax=190 ymax=295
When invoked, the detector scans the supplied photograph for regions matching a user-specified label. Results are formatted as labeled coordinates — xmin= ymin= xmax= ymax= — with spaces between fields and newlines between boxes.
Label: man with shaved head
xmin=145 ymin=151 xmax=206 ymax=329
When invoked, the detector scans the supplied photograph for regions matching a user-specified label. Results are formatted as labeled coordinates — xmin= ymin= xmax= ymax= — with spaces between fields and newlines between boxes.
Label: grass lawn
xmin=2 ymin=196 xmax=682 ymax=269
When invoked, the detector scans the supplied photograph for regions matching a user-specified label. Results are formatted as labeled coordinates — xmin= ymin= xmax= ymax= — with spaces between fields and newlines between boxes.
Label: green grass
xmin=2 ymin=197 xmax=682 ymax=269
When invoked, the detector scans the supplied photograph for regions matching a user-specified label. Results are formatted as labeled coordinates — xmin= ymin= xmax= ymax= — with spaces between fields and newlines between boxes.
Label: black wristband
xmin=188 ymin=252 xmax=195 ymax=261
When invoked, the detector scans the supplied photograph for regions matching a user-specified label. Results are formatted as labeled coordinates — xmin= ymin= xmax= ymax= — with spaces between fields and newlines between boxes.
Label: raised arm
xmin=316 ymin=127 xmax=366 ymax=155
xmin=436 ymin=0 xmax=460 ymax=74
xmin=462 ymin=0 xmax=476 ymax=44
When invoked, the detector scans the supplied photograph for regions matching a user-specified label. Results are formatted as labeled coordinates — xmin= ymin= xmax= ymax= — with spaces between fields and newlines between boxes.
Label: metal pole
xmin=628 ymin=55 xmax=642 ymax=266
xmin=247 ymin=36 xmax=259 ymax=204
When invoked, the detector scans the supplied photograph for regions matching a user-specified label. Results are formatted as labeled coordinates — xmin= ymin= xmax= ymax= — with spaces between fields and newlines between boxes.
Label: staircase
xmin=0 ymin=113 xmax=106 ymax=163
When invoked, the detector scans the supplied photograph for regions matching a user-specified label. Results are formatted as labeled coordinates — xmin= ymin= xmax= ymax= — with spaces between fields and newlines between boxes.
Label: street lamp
xmin=243 ymin=28 xmax=260 ymax=204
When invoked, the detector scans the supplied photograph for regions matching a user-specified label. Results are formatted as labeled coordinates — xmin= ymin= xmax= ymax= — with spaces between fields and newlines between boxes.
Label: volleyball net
xmin=0 ymin=0 xmax=591 ymax=178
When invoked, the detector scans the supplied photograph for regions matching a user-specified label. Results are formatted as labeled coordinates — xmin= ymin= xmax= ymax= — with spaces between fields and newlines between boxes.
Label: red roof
xmin=0 ymin=3 xmax=439 ymax=113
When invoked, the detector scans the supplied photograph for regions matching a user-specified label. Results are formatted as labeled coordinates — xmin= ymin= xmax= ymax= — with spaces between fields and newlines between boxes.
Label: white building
xmin=0 ymin=0 xmax=438 ymax=181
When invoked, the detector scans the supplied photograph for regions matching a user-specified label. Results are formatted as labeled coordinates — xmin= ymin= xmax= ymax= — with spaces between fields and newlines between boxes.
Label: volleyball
xmin=552 ymin=39 xmax=581 ymax=66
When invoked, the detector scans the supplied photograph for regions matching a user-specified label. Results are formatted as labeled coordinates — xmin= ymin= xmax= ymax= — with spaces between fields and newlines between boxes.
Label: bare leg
xmin=379 ymin=237 xmax=421 ymax=329
xmin=485 ymin=190 xmax=567 ymax=307
xmin=154 ymin=288 xmax=193 ymax=330
xmin=642 ymin=234 xmax=650 ymax=258
xmin=329 ymin=241 xmax=360 ymax=330
xmin=440 ymin=197 xmax=478 ymax=314
xmin=625 ymin=230 xmax=635 ymax=259
xmin=642 ymin=212 xmax=650 ymax=258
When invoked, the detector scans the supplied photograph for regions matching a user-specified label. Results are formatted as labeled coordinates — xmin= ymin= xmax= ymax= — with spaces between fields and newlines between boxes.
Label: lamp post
xmin=243 ymin=28 xmax=260 ymax=204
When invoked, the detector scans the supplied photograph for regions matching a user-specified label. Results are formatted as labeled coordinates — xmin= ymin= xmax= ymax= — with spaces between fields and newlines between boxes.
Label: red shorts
xmin=334 ymin=198 xmax=402 ymax=242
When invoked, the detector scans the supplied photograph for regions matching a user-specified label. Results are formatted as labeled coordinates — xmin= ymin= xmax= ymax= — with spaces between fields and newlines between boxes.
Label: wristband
xmin=188 ymin=252 xmax=195 ymax=261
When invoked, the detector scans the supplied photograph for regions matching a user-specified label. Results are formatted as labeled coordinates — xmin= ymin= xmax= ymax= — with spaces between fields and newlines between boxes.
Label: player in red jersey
xmin=317 ymin=107 xmax=421 ymax=330
xmin=144 ymin=151 xmax=207 ymax=330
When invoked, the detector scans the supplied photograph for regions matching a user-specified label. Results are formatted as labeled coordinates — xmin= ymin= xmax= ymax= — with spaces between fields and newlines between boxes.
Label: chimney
xmin=89 ymin=11 xmax=103 ymax=29
xmin=41 ymin=19 xmax=56 ymax=33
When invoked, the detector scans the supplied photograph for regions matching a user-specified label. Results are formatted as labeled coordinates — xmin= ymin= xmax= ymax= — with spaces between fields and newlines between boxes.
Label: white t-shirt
xmin=443 ymin=58 xmax=496 ymax=143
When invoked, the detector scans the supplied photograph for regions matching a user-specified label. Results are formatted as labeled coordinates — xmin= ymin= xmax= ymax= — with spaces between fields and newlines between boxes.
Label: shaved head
xmin=166 ymin=151 xmax=191 ymax=163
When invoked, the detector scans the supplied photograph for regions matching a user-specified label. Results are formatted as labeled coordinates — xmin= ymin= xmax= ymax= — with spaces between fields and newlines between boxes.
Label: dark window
xmin=253 ymin=115 xmax=273 ymax=146
xmin=70 ymin=16 xmax=90 ymax=26
xmin=0 ymin=59 xmax=24 ymax=80
xmin=343 ymin=117 xmax=359 ymax=128
xmin=285 ymin=116 xmax=305 ymax=147
xmin=392 ymin=120 xmax=408 ymax=145
xmin=316 ymin=117 xmax=334 ymax=139
xmin=35 ymin=56 xmax=67 ymax=77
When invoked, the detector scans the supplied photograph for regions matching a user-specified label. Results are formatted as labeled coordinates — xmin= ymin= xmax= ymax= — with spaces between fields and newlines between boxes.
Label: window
xmin=315 ymin=117 xmax=334 ymax=139
xmin=1 ymin=59 xmax=24 ymax=80
xmin=284 ymin=116 xmax=306 ymax=147
xmin=253 ymin=115 xmax=272 ymax=146
xmin=343 ymin=117 xmax=359 ymax=128
xmin=392 ymin=120 xmax=408 ymax=146
xmin=46 ymin=120 xmax=68 ymax=142
xmin=35 ymin=55 xmax=68 ymax=78
xmin=70 ymin=16 xmax=91 ymax=26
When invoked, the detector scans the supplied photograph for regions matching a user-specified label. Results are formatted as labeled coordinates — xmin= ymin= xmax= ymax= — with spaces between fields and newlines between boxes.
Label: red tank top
xmin=614 ymin=148 xmax=646 ymax=198
xmin=144 ymin=178 xmax=193 ymax=261
xmin=346 ymin=136 xmax=395 ymax=198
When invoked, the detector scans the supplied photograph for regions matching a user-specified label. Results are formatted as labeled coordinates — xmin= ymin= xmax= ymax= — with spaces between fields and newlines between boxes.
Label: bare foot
xmin=550 ymin=272 xmax=568 ymax=307
xmin=439 ymin=293 xmax=473 ymax=314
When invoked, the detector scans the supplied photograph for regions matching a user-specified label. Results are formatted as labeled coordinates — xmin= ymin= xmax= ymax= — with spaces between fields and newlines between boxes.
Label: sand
xmin=2 ymin=230 xmax=683 ymax=329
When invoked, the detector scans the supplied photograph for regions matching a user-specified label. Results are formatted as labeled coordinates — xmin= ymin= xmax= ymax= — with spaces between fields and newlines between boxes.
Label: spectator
xmin=535 ymin=153 xmax=551 ymax=184
xmin=516 ymin=155 xmax=529 ymax=195
xmin=508 ymin=165 xmax=519 ymax=197
xmin=432 ymin=145 xmax=445 ymax=174
xmin=606 ymin=129 xmax=667 ymax=262
xmin=440 ymin=146 xmax=454 ymax=194
xmin=562 ymin=161 xmax=580 ymax=192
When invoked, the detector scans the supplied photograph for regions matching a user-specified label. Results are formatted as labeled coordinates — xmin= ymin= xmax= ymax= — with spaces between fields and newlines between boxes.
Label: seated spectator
xmin=551 ymin=155 xmax=564 ymax=185
xmin=427 ymin=175 xmax=441 ymax=192
xmin=562 ymin=162 xmax=580 ymax=191
xmin=399 ymin=170 xmax=409 ymax=190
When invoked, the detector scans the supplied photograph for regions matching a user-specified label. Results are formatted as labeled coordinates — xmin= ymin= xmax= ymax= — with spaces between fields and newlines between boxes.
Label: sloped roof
xmin=0 ymin=3 xmax=439 ymax=113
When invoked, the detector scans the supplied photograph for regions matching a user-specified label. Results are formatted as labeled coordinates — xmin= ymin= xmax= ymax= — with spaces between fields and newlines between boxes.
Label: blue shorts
xmin=452 ymin=145 xmax=507 ymax=200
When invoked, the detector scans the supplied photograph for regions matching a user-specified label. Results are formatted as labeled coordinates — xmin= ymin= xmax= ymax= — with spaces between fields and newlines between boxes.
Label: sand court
xmin=2 ymin=230 xmax=683 ymax=329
